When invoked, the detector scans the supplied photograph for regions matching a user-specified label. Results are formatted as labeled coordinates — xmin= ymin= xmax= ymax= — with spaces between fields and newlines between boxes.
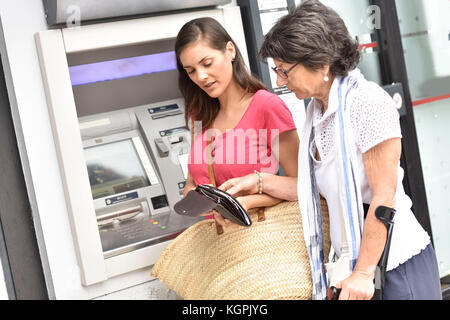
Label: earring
xmin=324 ymin=75 xmax=329 ymax=82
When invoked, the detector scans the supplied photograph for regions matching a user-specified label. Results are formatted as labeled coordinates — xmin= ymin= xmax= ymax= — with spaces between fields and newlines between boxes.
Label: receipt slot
xmin=35 ymin=7 xmax=249 ymax=286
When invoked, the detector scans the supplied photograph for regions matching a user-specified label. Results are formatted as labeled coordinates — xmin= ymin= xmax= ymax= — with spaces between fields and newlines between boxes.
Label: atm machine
xmin=35 ymin=2 xmax=249 ymax=292
xmin=79 ymin=98 xmax=197 ymax=260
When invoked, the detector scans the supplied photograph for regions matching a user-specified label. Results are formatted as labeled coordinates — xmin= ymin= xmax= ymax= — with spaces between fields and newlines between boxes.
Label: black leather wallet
xmin=174 ymin=184 xmax=252 ymax=227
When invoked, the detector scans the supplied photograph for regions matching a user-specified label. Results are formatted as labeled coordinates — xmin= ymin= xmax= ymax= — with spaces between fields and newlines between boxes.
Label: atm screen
xmin=84 ymin=139 xmax=151 ymax=200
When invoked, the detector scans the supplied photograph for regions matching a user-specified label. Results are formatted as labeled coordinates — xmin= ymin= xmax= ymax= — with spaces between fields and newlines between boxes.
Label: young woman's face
xmin=179 ymin=39 xmax=236 ymax=98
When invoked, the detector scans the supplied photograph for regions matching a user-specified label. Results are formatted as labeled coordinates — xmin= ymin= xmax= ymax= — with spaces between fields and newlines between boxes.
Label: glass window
xmin=321 ymin=0 xmax=382 ymax=84
xmin=397 ymin=0 xmax=450 ymax=277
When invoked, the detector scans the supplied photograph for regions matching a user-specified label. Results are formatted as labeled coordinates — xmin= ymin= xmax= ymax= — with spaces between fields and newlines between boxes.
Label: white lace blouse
xmin=310 ymin=79 xmax=430 ymax=271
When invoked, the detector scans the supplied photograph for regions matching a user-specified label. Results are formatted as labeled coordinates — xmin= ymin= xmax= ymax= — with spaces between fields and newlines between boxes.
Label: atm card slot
xmin=168 ymin=135 xmax=184 ymax=145
xmin=150 ymin=109 xmax=182 ymax=120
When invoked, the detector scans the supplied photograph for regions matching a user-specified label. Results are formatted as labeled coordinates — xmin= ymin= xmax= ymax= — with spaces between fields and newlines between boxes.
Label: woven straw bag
xmin=151 ymin=199 xmax=330 ymax=300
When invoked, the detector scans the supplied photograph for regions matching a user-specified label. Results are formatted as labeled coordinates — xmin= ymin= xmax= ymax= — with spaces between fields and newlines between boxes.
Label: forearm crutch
xmin=372 ymin=205 xmax=396 ymax=300
xmin=328 ymin=205 xmax=396 ymax=300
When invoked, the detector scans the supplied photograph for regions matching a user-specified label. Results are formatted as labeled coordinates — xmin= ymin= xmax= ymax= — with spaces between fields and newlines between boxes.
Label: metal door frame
xmin=370 ymin=0 xmax=433 ymax=239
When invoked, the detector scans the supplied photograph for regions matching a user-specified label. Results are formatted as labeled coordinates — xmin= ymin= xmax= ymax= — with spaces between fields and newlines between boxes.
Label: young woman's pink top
xmin=188 ymin=90 xmax=297 ymax=187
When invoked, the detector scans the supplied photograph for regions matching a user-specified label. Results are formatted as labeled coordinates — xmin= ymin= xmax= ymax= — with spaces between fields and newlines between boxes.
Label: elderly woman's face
xmin=179 ymin=39 xmax=236 ymax=99
xmin=273 ymin=59 xmax=329 ymax=101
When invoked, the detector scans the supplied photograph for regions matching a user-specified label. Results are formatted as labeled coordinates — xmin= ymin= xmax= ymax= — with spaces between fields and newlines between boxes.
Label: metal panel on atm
xmin=78 ymin=100 xmax=199 ymax=260
xmin=43 ymin=0 xmax=232 ymax=26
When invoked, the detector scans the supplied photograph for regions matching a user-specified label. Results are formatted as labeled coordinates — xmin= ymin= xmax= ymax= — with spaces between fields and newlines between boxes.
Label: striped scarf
xmin=297 ymin=70 xmax=366 ymax=300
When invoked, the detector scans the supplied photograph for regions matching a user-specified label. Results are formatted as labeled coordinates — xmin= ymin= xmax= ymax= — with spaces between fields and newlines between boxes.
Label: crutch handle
xmin=327 ymin=206 xmax=396 ymax=300
xmin=373 ymin=206 xmax=396 ymax=299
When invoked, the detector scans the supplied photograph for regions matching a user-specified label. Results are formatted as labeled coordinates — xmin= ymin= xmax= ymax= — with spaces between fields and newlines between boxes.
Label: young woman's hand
xmin=210 ymin=196 xmax=249 ymax=230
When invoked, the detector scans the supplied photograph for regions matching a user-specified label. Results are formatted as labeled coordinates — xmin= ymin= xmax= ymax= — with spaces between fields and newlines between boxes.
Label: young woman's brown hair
xmin=175 ymin=17 xmax=266 ymax=130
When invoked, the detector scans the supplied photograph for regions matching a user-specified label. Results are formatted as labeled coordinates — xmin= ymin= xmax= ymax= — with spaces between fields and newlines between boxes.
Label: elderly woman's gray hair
xmin=259 ymin=0 xmax=361 ymax=77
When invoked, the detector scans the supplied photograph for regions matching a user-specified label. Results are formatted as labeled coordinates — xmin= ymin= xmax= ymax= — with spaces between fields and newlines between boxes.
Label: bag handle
xmin=193 ymin=118 xmax=265 ymax=232
xmin=205 ymin=128 xmax=224 ymax=235
xmin=190 ymin=118 xmax=223 ymax=234
xmin=206 ymin=129 xmax=217 ymax=187
xmin=190 ymin=119 xmax=218 ymax=187
xmin=208 ymin=128 xmax=266 ymax=223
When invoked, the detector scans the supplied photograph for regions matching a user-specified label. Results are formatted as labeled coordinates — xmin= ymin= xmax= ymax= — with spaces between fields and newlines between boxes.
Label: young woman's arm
xmin=219 ymin=130 xmax=299 ymax=202
xmin=237 ymin=129 xmax=299 ymax=208
xmin=215 ymin=130 xmax=299 ymax=228
xmin=182 ymin=173 xmax=197 ymax=197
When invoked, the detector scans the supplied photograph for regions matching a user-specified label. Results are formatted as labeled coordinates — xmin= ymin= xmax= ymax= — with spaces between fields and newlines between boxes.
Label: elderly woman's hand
xmin=336 ymin=271 xmax=375 ymax=300
xmin=218 ymin=173 xmax=259 ymax=197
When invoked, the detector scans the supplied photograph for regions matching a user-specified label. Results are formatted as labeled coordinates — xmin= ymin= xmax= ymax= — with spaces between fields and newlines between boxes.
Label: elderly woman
xmin=219 ymin=0 xmax=442 ymax=300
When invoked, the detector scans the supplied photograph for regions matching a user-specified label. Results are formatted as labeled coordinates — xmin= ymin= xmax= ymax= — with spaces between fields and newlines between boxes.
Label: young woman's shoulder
xmin=252 ymin=89 xmax=288 ymax=111
xmin=253 ymin=89 xmax=273 ymax=99
xmin=249 ymin=90 xmax=296 ymax=132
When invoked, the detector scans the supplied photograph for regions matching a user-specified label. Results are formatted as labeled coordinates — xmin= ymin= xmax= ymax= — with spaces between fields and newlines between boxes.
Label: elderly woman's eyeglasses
xmin=271 ymin=63 xmax=299 ymax=79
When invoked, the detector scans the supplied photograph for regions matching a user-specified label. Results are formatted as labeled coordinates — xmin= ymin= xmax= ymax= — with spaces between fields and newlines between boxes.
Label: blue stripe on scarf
xmin=337 ymin=78 xmax=358 ymax=262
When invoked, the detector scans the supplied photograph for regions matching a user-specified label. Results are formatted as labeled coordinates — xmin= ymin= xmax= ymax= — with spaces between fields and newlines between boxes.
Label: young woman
xmin=175 ymin=17 xmax=299 ymax=228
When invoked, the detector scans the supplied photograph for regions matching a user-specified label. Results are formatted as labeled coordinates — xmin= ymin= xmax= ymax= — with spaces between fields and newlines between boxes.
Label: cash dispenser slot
xmin=96 ymin=203 xmax=143 ymax=226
